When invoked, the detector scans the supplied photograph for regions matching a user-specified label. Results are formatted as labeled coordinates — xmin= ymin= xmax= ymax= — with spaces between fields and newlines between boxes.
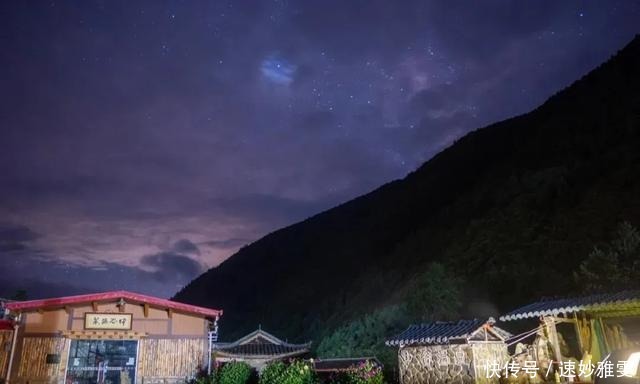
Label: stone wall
xmin=398 ymin=344 xmax=474 ymax=384
xmin=398 ymin=343 xmax=508 ymax=384
xmin=471 ymin=343 xmax=509 ymax=384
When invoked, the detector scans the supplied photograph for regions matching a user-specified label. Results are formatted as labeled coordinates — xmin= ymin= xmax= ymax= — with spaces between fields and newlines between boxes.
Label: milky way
xmin=1 ymin=1 xmax=638 ymax=298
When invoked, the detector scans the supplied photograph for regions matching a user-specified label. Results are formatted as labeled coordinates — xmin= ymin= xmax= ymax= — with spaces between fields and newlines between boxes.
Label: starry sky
xmin=1 ymin=1 xmax=639 ymax=299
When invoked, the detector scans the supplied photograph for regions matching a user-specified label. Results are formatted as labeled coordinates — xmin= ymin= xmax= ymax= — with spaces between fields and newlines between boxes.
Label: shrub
xmin=259 ymin=359 xmax=316 ymax=384
xmin=346 ymin=360 xmax=384 ymax=384
xmin=324 ymin=361 xmax=384 ymax=384
xmin=218 ymin=361 xmax=254 ymax=384
xmin=324 ymin=372 xmax=352 ymax=384
xmin=259 ymin=361 xmax=287 ymax=384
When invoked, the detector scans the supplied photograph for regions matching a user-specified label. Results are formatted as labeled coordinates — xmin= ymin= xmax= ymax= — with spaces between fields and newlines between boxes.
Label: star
xmin=260 ymin=55 xmax=296 ymax=85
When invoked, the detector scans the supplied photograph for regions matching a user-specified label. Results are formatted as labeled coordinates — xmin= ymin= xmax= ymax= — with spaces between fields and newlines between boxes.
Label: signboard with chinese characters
xmin=84 ymin=313 xmax=132 ymax=330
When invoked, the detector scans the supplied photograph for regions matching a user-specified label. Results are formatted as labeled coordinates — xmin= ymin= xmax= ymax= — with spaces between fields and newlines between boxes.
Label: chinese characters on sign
xmin=484 ymin=360 xmax=635 ymax=379
xmin=84 ymin=313 xmax=132 ymax=330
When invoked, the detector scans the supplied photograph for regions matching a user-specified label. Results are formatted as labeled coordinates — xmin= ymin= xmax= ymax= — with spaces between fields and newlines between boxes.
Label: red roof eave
xmin=0 ymin=319 xmax=15 ymax=330
xmin=5 ymin=290 xmax=222 ymax=318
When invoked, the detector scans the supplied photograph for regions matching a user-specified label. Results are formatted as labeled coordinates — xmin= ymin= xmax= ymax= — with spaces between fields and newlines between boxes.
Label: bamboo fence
xmin=17 ymin=336 xmax=64 ymax=380
xmin=138 ymin=338 xmax=206 ymax=381
xmin=0 ymin=331 xmax=12 ymax=380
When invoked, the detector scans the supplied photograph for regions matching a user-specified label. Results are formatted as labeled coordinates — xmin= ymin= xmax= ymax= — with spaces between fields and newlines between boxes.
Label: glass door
xmin=66 ymin=339 xmax=138 ymax=384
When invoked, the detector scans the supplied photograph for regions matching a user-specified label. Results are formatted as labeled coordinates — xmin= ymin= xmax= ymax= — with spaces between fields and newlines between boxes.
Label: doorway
xmin=65 ymin=339 xmax=138 ymax=384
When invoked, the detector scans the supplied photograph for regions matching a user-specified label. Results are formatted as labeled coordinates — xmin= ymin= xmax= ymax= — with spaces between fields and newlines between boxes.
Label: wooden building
xmin=386 ymin=319 xmax=511 ymax=384
xmin=499 ymin=290 xmax=640 ymax=382
xmin=0 ymin=290 xmax=222 ymax=384
xmin=213 ymin=328 xmax=310 ymax=371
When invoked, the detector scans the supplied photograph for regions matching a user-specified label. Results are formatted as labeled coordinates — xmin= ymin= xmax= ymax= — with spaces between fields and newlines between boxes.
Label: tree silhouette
xmin=575 ymin=222 xmax=640 ymax=293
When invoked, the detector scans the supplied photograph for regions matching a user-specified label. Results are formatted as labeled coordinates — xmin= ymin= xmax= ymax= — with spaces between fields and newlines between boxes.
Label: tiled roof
xmin=4 ymin=290 xmax=222 ymax=318
xmin=214 ymin=329 xmax=311 ymax=358
xmin=214 ymin=342 xmax=309 ymax=357
xmin=386 ymin=319 xmax=510 ymax=347
xmin=500 ymin=290 xmax=640 ymax=321
xmin=312 ymin=357 xmax=382 ymax=372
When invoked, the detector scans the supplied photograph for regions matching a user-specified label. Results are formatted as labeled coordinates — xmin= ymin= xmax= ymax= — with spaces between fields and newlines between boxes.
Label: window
xmin=66 ymin=339 xmax=138 ymax=384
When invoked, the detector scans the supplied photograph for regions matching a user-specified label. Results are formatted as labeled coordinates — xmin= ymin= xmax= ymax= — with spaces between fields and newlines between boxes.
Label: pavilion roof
xmin=213 ymin=329 xmax=310 ymax=358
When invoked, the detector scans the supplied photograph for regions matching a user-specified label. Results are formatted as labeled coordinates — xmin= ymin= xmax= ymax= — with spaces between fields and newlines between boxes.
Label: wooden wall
xmin=22 ymin=302 xmax=208 ymax=337
xmin=0 ymin=331 xmax=12 ymax=381
xmin=138 ymin=338 xmax=207 ymax=383
xmin=15 ymin=337 xmax=67 ymax=383
xmin=10 ymin=335 xmax=207 ymax=384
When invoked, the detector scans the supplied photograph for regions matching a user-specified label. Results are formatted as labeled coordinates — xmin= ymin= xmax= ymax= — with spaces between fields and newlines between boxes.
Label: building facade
xmin=0 ymin=291 xmax=222 ymax=384
xmin=386 ymin=319 xmax=510 ymax=384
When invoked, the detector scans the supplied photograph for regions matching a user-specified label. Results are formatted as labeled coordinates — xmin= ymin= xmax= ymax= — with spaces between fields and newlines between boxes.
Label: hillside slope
xmin=174 ymin=36 xmax=640 ymax=343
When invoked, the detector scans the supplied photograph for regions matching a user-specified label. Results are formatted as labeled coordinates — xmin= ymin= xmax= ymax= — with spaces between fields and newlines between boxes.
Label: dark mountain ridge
xmin=175 ymin=35 xmax=640 ymax=343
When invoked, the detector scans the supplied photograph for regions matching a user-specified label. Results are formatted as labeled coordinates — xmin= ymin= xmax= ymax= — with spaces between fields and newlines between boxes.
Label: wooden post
xmin=6 ymin=322 xmax=20 ymax=383
xmin=544 ymin=317 xmax=564 ymax=380
xmin=598 ymin=318 xmax=611 ymax=353
xmin=573 ymin=313 xmax=584 ymax=356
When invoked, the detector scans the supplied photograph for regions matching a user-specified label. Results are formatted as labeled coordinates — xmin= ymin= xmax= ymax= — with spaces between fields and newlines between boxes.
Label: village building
xmin=500 ymin=290 xmax=640 ymax=382
xmin=386 ymin=318 xmax=511 ymax=384
xmin=212 ymin=328 xmax=310 ymax=371
xmin=0 ymin=290 xmax=222 ymax=384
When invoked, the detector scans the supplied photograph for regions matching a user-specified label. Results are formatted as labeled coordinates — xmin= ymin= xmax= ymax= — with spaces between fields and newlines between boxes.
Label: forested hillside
xmin=174 ymin=36 xmax=640 ymax=349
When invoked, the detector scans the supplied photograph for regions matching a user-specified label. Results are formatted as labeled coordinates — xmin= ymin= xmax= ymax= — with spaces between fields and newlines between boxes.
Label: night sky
xmin=1 ymin=1 xmax=638 ymax=299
